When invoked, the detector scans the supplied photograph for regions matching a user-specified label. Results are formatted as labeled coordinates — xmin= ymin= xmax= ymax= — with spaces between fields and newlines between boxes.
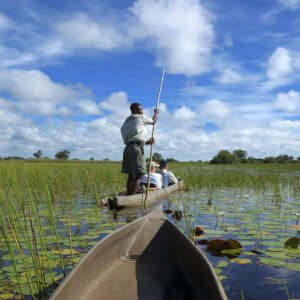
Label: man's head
xmin=159 ymin=159 xmax=168 ymax=170
xmin=147 ymin=161 xmax=159 ymax=171
xmin=130 ymin=103 xmax=143 ymax=115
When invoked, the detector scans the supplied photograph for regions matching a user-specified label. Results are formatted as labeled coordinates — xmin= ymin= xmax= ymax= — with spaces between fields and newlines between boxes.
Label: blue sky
xmin=0 ymin=0 xmax=300 ymax=161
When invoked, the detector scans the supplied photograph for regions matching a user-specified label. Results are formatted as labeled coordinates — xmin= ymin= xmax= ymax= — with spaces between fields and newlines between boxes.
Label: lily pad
xmin=230 ymin=258 xmax=252 ymax=264
xmin=2 ymin=265 xmax=24 ymax=273
xmin=259 ymin=257 xmax=285 ymax=267
xmin=218 ymin=275 xmax=227 ymax=282
xmin=71 ymin=256 xmax=82 ymax=263
xmin=80 ymin=234 xmax=99 ymax=240
xmin=87 ymin=241 xmax=98 ymax=246
xmin=0 ymin=293 xmax=16 ymax=299
xmin=52 ymin=249 xmax=79 ymax=255
xmin=12 ymin=285 xmax=34 ymax=295
xmin=221 ymin=249 xmax=242 ymax=256
xmin=9 ymin=276 xmax=30 ymax=284
xmin=243 ymin=251 xmax=257 ymax=256
xmin=0 ymin=255 xmax=13 ymax=262
xmin=237 ymin=235 xmax=254 ymax=240
xmin=100 ymin=229 xmax=115 ymax=234
xmin=241 ymin=241 xmax=255 ymax=246
xmin=204 ymin=229 xmax=226 ymax=236
xmin=214 ymin=267 xmax=222 ymax=275
xmin=259 ymin=241 xmax=283 ymax=247
xmin=266 ymin=247 xmax=283 ymax=252
xmin=265 ymin=252 xmax=288 ymax=260
xmin=284 ymin=263 xmax=300 ymax=272
xmin=0 ymin=279 xmax=10 ymax=287
xmin=216 ymin=260 xmax=229 ymax=268
xmin=284 ymin=248 xmax=300 ymax=258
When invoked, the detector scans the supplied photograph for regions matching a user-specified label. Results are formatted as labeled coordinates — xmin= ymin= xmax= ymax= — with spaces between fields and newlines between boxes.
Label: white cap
xmin=147 ymin=161 xmax=159 ymax=168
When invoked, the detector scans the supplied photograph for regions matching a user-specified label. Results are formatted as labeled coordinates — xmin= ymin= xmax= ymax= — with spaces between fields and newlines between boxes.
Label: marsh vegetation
xmin=0 ymin=161 xmax=299 ymax=299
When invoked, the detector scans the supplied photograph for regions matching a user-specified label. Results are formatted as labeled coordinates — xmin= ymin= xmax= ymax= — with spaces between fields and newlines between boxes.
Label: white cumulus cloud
xmin=130 ymin=0 xmax=215 ymax=76
xmin=0 ymin=69 xmax=92 ymax=115
xmin=99 ymin=91 xmax=130 ymax=120
xmin=76 ymin=100 xmax=101 ymax=115
xmin=216 ymin=69 xmax=242 ymax=84
xmin=0 ymin=69 xmax=72 ymax=103
xmin=267 ymin=47 xmax=293 ymax=79
xmin=275 ymin=90 xmax=300 ymax=112
xmin=55 ymin=13 xmax=126 ymax=50
xmin=200 ymin=99 xmax=231 ymax=120
xmin=174 ymin=106 xmax=197 ymax=121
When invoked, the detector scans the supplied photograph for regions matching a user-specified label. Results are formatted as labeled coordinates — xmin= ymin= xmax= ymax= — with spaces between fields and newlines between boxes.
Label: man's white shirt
xmin=141 ymin=172 xmax=163 ymax=188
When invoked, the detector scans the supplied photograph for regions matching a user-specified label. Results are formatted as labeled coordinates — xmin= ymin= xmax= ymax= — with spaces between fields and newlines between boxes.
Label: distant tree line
xmin=210 ymin=149 xmax=300 ymax=164
xmin=0 ymin=150 xmax=110 ymax=161
xmin=0 ymin=150 xmax=71 ymax=160
xmin=1 ymin=149 xmax=299 ymax=164
xmin=0 ymin=156 xmax=26 ymax=160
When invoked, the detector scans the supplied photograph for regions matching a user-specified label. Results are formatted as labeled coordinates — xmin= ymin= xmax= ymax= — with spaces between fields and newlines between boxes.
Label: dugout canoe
xmin=50 ymin=209 xmax=227 ymax=300
xmin=108 ymin=178 xmax=184 ymax=209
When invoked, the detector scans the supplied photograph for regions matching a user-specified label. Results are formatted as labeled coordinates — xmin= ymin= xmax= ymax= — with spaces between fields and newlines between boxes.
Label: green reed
xmin=6 ymin=216 xmax=38 ymax=296
xmin=241 ymin=288 xmax=245 ymax=300
xmin=0 ymin=215 xmax=24 ymax=297
xmin=6 ymin=187 xmax=43 ymax=293
xmin=43 ymin=181 xmax=66 ymax=277
xmin=26 ymin=183 xmax=56 ymax=287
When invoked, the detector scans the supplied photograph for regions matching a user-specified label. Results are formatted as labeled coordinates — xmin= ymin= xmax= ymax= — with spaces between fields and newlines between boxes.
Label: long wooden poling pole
xmin=143 ymin=68 xmax=165 ymax=213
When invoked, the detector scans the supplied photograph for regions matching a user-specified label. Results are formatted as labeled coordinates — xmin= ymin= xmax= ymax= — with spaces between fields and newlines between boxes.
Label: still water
xmin=112 ymin=187 xmax=300 ymax=300
xmin=1 ymin=186 xmax=300 ymax=299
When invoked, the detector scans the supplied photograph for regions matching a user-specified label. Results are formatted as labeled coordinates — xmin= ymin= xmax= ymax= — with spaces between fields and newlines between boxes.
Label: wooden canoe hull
xmin=50 ymin=209 xmax=227 ymax=300
xmin=109 ymin=179 xmax=183 ymax=208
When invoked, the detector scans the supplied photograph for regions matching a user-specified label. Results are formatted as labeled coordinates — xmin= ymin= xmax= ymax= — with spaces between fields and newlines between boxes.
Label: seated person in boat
xmin=140 ymin=161 xmax=163 ymax=189
xmin=158 ymin=159 xmax=178 ymax=188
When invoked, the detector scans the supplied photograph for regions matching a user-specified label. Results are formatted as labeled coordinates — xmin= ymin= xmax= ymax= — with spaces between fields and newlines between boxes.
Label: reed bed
xmin=0 ymin=161 xmax=125 ymax=299
xmin=0 ymin=160 xmax=299 ymax=299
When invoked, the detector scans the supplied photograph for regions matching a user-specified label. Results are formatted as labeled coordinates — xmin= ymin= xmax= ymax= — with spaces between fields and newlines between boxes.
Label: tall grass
xmin=0 ymin=160 xmax=299 ymax=298
xmin=0 ymin=161 xmax=124 ymax=298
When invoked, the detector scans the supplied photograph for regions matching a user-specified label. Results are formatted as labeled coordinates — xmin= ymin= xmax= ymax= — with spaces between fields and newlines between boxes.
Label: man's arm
xmin=145 ymin=108 xmax=159 ymax=144
xmin=169 ymin=171 xmax=178 ymax=184
xmin=145 ymin=137 xmax=155 ymax=145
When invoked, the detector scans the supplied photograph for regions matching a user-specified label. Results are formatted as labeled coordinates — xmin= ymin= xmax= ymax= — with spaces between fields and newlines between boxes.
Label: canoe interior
xmin=51 ymin=210 xmax=227 ymax=300
xmin=109 ymin=179 xmax=184 ymax=208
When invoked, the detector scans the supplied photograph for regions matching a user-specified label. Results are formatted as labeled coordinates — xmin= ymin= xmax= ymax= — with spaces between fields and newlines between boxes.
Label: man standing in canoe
xmin=121 ymin=103 xmax=159 ymax=195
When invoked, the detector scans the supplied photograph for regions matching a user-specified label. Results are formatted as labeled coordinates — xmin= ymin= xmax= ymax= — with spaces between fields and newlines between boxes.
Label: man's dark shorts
xmin=122 ymin=144 xmax=146 ymax=175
